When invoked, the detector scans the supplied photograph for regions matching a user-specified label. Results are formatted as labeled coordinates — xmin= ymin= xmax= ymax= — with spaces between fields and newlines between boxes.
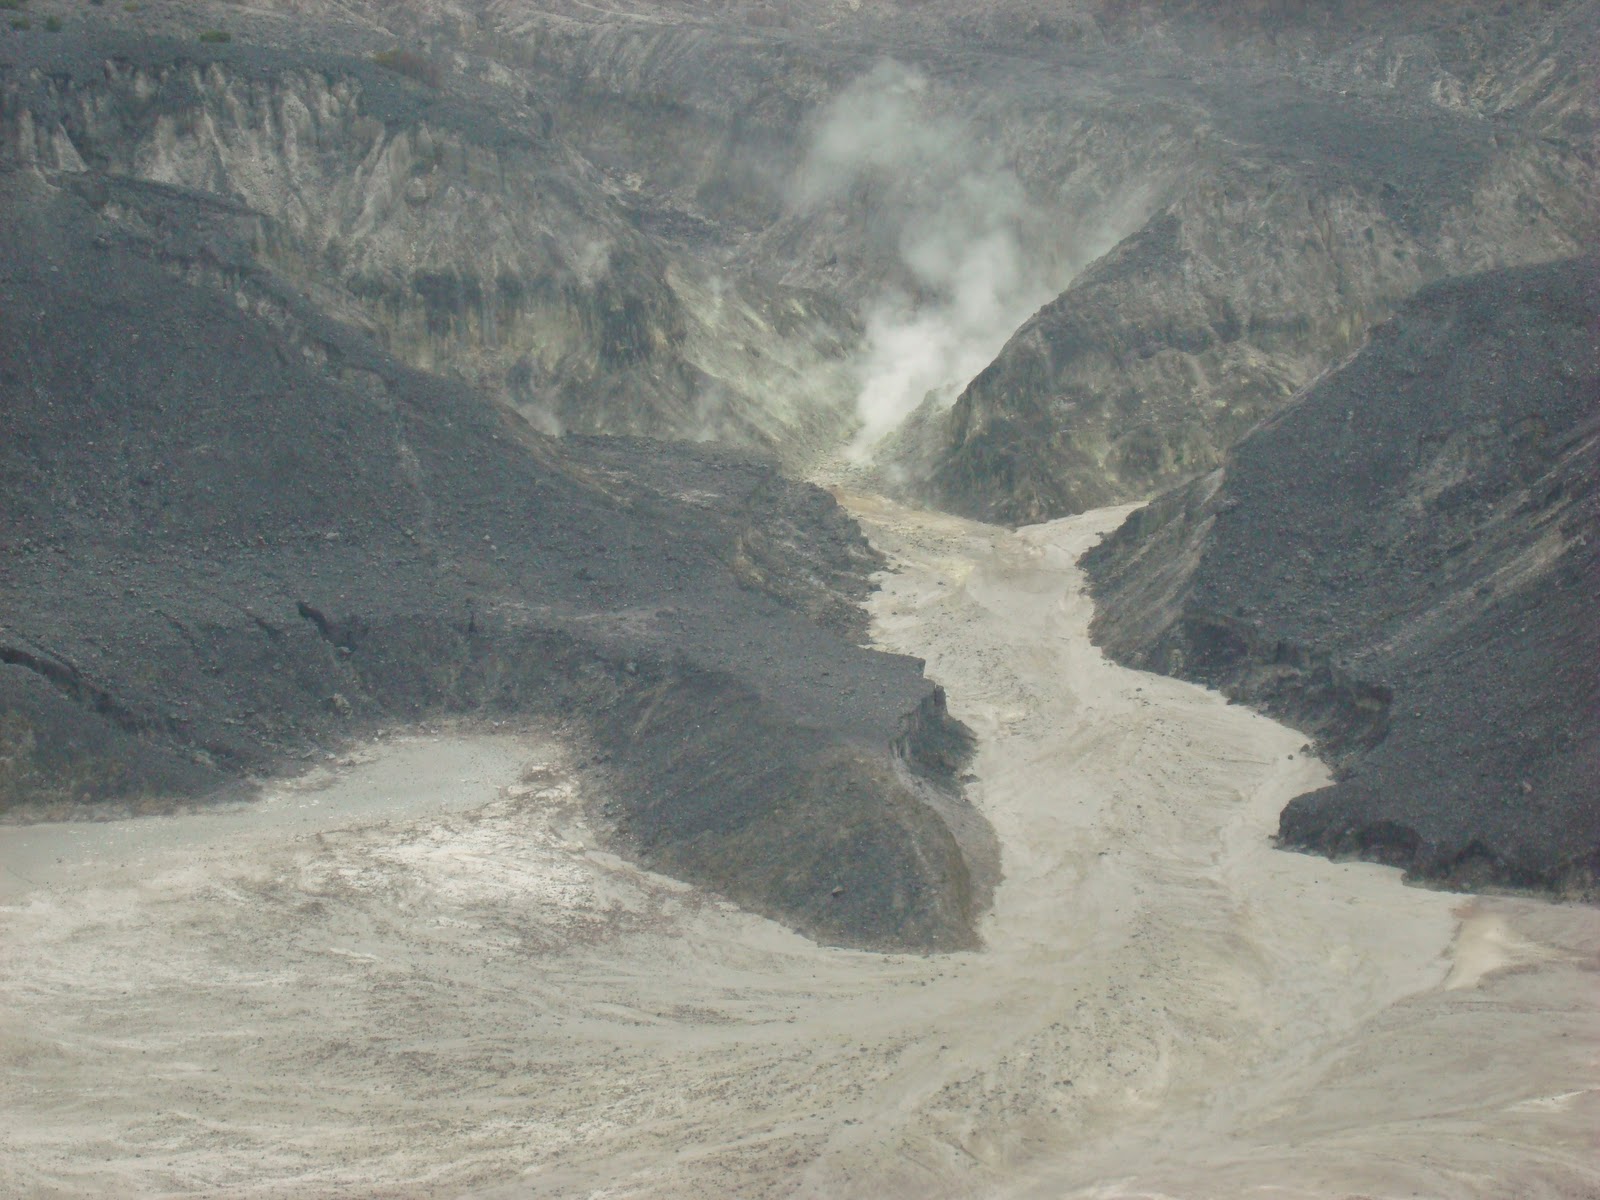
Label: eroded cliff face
xmin=507 ymin=1 xmax=1598 ymax=519
xmin=0 ymin=31 xmax=860 ymax=461
xmin=18 ymin=2 xmax=1588 ymax=506
xmin=447 ymin=1 xmax=1598 ymax=515
xmin=1083 ymin=257 xmax=1600 ymax=897
xmin=0 ymin=1 xmax=1204 ymax=473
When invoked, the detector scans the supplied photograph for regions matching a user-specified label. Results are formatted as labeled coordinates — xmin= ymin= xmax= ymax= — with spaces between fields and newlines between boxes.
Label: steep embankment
xmin=0 ymin=170 xmax=991 ymax=952
xmin=1084 ymin=257 xmax=1600 ymax=896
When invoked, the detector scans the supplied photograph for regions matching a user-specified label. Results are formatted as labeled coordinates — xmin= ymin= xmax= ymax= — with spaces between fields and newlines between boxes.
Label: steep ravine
xmin=15 ymin=2 xmax=1592 ymax=510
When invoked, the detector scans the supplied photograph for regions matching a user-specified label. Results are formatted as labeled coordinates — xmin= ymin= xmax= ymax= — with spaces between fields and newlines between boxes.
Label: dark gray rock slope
xmin=0 ymin=171 xmax=993 ymax=952
xmin=1084 ymin=258 xmax=1599 ymax=896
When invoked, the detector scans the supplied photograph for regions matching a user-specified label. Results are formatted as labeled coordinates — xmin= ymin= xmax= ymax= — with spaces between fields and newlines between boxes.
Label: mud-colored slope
xmin=1084 ymin=257 xmax=1600 ymax=896
xmin=3 ymin=504 xmax=1594 ymax=1198
xmin=0 ymin=171 xmax=988 ymax=952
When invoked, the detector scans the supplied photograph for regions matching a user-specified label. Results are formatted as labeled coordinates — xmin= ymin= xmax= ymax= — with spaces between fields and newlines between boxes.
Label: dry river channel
xmin=3 ymin=498 xmax=1597 ymax=1199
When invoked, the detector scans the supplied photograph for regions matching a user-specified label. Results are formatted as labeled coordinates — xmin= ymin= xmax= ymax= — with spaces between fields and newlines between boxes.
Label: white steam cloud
xmin=795 ymin=62 xmax=1067 ymax=457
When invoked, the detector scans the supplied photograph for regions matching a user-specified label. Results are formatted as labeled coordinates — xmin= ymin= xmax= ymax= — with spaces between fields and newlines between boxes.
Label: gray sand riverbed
xmin=2 ymin=501 xmax=1595 ymax=1198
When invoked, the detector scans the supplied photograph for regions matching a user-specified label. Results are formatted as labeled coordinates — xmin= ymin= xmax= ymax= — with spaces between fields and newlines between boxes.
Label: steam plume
xmin=795 ymin=62 xmax=1064 ymax=456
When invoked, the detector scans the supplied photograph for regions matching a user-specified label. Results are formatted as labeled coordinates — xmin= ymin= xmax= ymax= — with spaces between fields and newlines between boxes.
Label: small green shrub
xmin=371 ymin=47 xmax=442 ymax=89
xmin=0 ymin=1 xmax=23 ymax=12
xmin=43 ymin=13 xmax=59 ymax=30
xmin=9 ymin=16 xmax=29 ymax=29
xmin=197 ymin=28 xmax=231 ymax=43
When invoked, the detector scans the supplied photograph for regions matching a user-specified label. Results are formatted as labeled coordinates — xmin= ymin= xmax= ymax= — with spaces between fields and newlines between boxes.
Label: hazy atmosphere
xmin=2 ymin=1 xmax=1596 ymax=1197
xmin=795 ymin=61 xmax=1080 ymax=453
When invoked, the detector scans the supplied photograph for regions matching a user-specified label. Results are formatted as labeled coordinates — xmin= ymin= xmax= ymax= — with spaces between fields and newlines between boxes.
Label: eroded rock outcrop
xmin=0 ymin=28 xmax=860 ymax=461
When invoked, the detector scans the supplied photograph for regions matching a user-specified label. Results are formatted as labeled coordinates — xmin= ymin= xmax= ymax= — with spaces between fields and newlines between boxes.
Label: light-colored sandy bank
xmin=1 ymin=502 xmax=1595 ymax=1199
